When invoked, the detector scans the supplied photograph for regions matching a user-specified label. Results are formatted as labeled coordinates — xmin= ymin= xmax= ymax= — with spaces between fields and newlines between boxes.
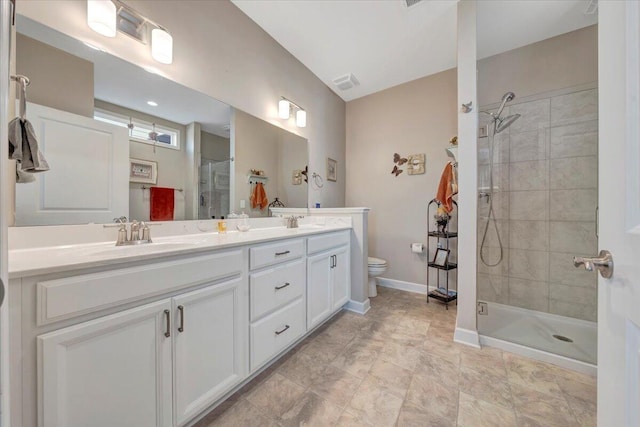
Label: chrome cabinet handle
xmin=275 ymin=250 xmax=291 ymax=256
xmin=177 ymin=305 xmax=184 ymax=332
xmin=275 ymin=282 xmax=290 ymax=291
xmin=574 ymin=250 xmax=614 ymax=279
xmin=164 ymin=309 xmax=171 ymax=337
xmin=275 ymin=325 xmax=290 ymax=335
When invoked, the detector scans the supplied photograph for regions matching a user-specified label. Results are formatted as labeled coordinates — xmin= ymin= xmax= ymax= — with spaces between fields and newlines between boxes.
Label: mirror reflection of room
xmin=12 ymin=16 xmax=308 ymax=226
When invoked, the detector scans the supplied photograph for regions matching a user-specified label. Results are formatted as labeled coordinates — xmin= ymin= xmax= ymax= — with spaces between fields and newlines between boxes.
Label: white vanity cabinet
xmin=11 ymin=228 xmax=354 ymax=427
xmin=306 ymin=231 xmax=351 ymax=329
xmin=172 ymin=277 xmax=247 ymax=426
xmin=248 ymin=239 xmax=306 ymax=372
xmin=38 ymin=299 xmax=174 ymax=427
xmin=37 ymin=276 xmax=247 ymax=427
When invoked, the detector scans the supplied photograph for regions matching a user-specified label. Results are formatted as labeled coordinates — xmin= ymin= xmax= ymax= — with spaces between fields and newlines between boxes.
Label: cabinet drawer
xmin=250 ymin=297 xmax=305 ymax=371
xmin=307 ymin=230 xmax=350 ymax=255
xmin=250 ymin=259 xmax=305 ymax=321
xmin=250 ymin=239 xmax=304 ymax=270
xmin=37 ymin=250 xmax=243 ymax=326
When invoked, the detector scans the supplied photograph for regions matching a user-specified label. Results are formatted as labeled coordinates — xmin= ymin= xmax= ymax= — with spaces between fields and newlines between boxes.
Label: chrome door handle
xmin=275 ymin=325 xmax=290 ymax=335
xmin=164 ymin=309 xmax=171 ymax=338
xmin=177 ymin=305 xmax=184 ymax=333
xmin=574 ymin=250 xmax=614 ymax=279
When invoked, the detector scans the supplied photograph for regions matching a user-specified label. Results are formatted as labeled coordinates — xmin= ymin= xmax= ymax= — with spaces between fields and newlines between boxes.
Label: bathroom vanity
xmin=8 ymin=224 xmax=351 ymax=427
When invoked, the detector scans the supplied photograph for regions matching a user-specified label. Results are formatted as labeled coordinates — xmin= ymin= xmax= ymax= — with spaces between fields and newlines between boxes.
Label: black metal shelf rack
xmin=426 ymin=199 xmax=458 ymax=309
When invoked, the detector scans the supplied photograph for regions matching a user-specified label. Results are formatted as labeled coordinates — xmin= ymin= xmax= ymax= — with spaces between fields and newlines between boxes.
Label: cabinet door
xmin=172 ymin=277 xmax=248 ymax=426
xmin=332 ymin=245 xmax=351 ymax=310
xmin=38 ymin=300 xmax=173 ymax=427
xmin=307 ymin=252 xmax=332 ymax=329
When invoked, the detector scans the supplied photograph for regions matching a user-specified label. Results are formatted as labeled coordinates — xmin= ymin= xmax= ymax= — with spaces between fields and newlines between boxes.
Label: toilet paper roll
xmin=411 ymin=243 xmax=424 ymax=253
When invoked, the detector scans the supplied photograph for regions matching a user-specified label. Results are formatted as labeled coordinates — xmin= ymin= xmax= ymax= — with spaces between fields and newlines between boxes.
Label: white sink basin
xmin=87 ymin=241 xmax=199 ymax=257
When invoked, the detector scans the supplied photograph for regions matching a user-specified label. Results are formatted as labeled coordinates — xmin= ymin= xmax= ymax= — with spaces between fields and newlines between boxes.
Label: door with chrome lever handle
xmin=573 ymin=250 xmax=614 ymax=279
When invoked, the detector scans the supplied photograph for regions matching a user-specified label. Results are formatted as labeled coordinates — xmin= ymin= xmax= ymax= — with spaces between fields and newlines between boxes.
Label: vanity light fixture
xmin=296 ymin=110 xmax=307 ymax=128
xmin=278 ymin=97 xmax=306 ymax=128
xmin=147 ymin=101 xmax=158 ymax=107
xmin=151 ymin=28 xmax=173 ymax=65
xmin=87 ymin=0 xmax=117 ymax=37
xmin=278 ymin=99 xmax=291 ymax=119
xmin=87 ymin=0 xmax=174 ymax=65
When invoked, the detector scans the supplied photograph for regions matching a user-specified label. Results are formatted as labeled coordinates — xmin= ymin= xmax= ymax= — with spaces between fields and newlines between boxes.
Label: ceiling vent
xmin=332 ymin=74 xmax=360 ymax=91
xmin=404 ymin=0 xmax=424 ymax=8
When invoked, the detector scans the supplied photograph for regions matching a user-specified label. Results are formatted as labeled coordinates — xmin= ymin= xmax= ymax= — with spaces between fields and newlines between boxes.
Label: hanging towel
xmin=250 ymin=182 xmax=269 ymax=210
xmin=9 ymin=117 xmax=49 ymax=182
xmin=150 ymin=187 xmax=175 ymax=221
xmin=436 ymin=162 xmax=457 ymax=213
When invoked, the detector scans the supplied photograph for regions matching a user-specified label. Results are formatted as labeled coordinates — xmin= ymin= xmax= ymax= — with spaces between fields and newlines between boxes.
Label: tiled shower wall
xmin=477 ymin=86 xmax=598 ymax=322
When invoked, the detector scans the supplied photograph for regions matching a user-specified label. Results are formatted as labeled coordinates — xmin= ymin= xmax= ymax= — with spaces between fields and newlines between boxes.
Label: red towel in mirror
xmin=150 ymin=187 xmax=174 ymax=221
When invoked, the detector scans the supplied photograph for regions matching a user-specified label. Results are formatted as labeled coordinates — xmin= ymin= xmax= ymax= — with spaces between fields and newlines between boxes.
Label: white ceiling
xmin=17 ymin=15 xmax=232 ymax=137
xmin=232 ymin=0 xmax=597 ymax=102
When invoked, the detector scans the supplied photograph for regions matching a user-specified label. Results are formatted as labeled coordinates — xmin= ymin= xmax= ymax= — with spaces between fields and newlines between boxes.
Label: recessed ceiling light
xmin=147 ymin=101 xmax=158 ymax=107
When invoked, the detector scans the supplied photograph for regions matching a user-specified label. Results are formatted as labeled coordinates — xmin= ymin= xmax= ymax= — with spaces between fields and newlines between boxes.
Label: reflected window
xmin=94 ymin=109 xmax=180 ymax=150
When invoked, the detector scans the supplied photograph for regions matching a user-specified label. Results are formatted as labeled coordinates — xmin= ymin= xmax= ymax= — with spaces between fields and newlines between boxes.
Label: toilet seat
xmin=368 ymin=257 xmax=387 ymax=266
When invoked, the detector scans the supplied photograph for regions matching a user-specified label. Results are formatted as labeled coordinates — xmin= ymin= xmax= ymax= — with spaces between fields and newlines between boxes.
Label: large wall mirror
xmin=13 ymin=15 xmax=308 ymax=226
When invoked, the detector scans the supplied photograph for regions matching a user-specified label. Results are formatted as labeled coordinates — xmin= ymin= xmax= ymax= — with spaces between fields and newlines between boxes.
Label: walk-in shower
xmin=479 ymin=91 xmax=520 ymax=267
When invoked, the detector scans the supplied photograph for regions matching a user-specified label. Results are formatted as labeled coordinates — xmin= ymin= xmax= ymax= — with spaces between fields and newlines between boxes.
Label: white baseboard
xmin=376 ymin=277 xmax=433 ymax=295
xmin=344 ymin=298 xmax=370 ymax=315
xmin=454 ymin=327 xmax=481 ymax=348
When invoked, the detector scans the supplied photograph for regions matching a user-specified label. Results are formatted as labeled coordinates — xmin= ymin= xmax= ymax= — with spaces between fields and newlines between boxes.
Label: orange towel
xmin=251 ymin=182 xmax=269 ymax=210
xmin=436 ymin=162 xmax=457 ymax=213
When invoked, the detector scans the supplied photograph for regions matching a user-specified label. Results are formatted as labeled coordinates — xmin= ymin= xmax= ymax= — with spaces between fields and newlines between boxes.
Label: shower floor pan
xmin=478 ymin=301 xmax=597 ymax=374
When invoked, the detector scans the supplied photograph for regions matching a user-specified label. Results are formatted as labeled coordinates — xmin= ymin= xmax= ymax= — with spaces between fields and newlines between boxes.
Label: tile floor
xmin=195 ymin=287 xmax=596 ymax=427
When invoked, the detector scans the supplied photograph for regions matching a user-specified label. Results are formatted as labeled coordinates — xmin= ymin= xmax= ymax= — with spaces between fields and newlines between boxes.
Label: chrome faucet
xmin=115 ymin=220 xmax=153 ymax=246
xmin=286 ymin=215 xmax=303 ymax=229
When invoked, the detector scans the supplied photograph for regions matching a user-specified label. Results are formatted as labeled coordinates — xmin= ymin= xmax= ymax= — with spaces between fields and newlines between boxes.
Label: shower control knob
xmin=573 ymin=250 xmax=614 ymax=279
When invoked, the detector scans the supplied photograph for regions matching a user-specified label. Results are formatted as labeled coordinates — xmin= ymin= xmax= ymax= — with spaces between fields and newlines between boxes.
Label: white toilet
xmin=368 ymin=257 xmax=388 ymax=297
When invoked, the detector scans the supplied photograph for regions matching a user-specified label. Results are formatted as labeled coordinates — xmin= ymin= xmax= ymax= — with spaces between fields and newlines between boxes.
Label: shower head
xmin=495 ymin=91 xmax=516 ymax=119
xmin=495 ymin=114 xmax=521 ymax=133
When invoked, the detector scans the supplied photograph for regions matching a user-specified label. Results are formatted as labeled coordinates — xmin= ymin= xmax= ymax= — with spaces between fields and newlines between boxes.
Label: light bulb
xmin=278 ymin=99 xmax=290 ymax=119
xmin=87 ymin=0 xmax=117 ymax=37
xmin=296 ymin=109 xmax=306 ymax=128
xmin=151 ymin=28 xmax=173 ymax=64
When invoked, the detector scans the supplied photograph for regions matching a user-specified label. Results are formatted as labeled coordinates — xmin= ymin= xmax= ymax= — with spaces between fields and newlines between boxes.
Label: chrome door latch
xmin=574 ymin=250 xmax=614 ymax=279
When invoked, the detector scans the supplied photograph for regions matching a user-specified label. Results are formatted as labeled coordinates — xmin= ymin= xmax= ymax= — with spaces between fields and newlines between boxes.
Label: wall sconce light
xmin=87 ymin=0 xmax=174 ymax=65
xmin=87 ymin=0 xmax=117 ymax=37
xmin=151 ymin=28 xmax=173 ymax=64
xmin=278 ymin=97 xmax=306 ymax=128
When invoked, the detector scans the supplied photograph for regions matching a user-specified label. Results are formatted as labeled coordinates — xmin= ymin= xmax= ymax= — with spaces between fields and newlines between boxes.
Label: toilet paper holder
xmin=410 ymin=243 xmax=425 ymax=253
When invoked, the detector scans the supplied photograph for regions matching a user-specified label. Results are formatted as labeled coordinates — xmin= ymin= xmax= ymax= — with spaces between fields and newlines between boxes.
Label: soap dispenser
xmin=237 ymin=211 xmax=250 ymax=232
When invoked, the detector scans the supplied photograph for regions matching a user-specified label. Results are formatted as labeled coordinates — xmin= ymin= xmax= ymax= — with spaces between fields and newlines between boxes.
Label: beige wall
xmin=201 ymin=131 xmax=230 ymax=162
xmin=17 ymin=0 xmax=346 ymax=208
xmin=15 ymin=33 xmax=94 ymax=117
xmin=234 ymin=110 xmax=307 ymax=216
xmin=346 ymin=69 xmax=458 ymax=285
xmin=234 ymin=110 xmax=279 ymax=217
xmin=478 ymin=25 xmax=597 ymax=106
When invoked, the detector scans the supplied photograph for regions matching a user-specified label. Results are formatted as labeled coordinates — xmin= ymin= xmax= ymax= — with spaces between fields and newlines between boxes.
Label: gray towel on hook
xmin=9 ymin=117 xmax=49 ymax=182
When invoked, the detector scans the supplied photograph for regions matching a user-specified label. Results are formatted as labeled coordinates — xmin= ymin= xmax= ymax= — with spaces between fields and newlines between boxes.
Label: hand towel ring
xmin=312 ymin=172 xmax=324 ymax=188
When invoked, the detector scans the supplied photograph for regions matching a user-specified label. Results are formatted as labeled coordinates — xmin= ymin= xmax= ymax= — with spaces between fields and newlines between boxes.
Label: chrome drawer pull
xmin=164 ymin=309 xmax=171 ymax=338
xmin=177 ymin=305 xmax=185 ymax=332
xmin=275 ymin=325 xmax=290 ymax=335
xmin=275 ymin=250 xmax=291 ymax=256
xmin=275 ymin=282 xmax=291 ymax=291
